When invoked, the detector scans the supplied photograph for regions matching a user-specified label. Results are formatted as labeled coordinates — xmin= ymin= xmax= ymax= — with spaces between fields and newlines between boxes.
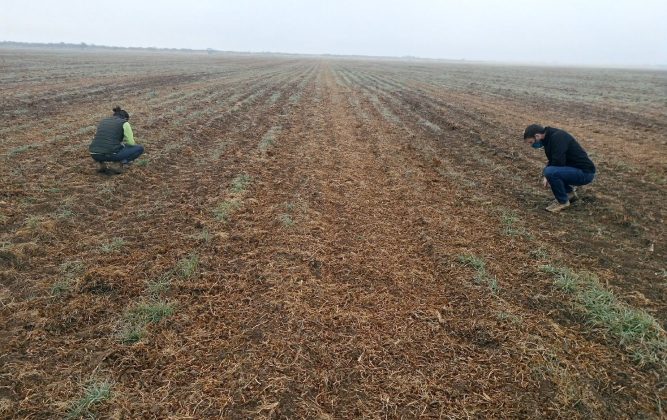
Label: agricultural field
xmin=0 ymin=48 xmax=666 ymax=418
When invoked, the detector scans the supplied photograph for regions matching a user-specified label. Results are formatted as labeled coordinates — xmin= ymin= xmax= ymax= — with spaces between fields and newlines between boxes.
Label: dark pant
xmin=91 ymin=145 xmax=144 ymax=164
xmin=544 ymin=166 xmax=595 ymax=203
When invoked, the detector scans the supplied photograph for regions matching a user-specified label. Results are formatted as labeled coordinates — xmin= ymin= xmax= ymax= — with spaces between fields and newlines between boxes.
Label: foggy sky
xmin=1 ymin=0 xmax=666 ymax=66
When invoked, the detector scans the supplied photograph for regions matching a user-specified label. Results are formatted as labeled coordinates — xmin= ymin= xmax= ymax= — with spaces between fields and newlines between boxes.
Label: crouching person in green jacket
xmin=89 ymin=106 xmax=144 ymax=173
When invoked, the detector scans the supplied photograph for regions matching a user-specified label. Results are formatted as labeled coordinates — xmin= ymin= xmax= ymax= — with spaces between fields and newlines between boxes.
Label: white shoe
xmin=567 ymin=188 xmax=579 ymax=202
xmin=545 ymin=200 xmax=570 ymax=213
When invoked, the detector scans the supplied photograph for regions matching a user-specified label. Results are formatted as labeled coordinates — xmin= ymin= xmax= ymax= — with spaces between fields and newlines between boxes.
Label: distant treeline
xmin=0 ymin=41 xmax=434 ymax=61
xmin=0 ymin=41 xmax=221 ymax=53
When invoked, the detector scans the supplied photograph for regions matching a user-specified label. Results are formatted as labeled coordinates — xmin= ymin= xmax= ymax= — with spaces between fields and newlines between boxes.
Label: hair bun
xmin=112 ymin=106 xmax=121 ymax=112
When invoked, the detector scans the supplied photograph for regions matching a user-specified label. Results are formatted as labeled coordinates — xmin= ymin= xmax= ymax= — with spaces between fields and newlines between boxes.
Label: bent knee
xmin=543 ymin=166 xmax=559 ymax=179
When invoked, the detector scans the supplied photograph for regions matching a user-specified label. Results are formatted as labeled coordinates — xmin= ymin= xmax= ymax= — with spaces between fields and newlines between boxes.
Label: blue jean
xmin=91 ymin=145 xmax=144 ymax=163
xmin=544 ymin=166 xmax=595 ymax=203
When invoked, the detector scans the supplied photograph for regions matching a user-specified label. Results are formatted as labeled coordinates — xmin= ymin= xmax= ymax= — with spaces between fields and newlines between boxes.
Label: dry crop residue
xmin=0 ymin=49 xmax=665 ymax=418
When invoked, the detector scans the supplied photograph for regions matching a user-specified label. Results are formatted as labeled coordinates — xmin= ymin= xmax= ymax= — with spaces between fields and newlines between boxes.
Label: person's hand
xmin=542 ymin=177 xmax=549 ymax=188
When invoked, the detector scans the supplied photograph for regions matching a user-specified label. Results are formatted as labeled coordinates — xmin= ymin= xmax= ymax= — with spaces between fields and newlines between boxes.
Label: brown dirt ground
xmin=1 ymin=49 xmax=666 ymax=418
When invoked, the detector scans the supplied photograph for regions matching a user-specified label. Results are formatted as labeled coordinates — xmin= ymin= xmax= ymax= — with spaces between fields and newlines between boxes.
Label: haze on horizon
xmin=1 ymin=0 xmax=666 ymax=67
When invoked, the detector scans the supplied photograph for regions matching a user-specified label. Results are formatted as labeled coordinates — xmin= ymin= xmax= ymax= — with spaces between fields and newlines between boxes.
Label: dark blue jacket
xmin=543 ymin=127 xmax=595 ymax=173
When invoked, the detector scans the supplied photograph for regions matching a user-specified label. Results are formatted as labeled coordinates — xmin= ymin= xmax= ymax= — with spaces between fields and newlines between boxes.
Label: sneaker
xmin=545 ymin=200 xmax=570 ymax=213
xmin=98 ymin=162 xmax=123 ymax=175
xmin=567 ymin=188 xmax=579 ymax=203
xmin=111 ymin=162 xmax=125 ymax=173
xmin=96 ymin=162 xmax=109 ymax=173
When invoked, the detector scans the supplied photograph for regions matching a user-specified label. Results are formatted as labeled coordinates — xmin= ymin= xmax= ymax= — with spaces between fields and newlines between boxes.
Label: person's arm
xmin=122 ymin=122 xmax=136 ymax=145
xmin=548 ymin=134 xmax=568 ymax=166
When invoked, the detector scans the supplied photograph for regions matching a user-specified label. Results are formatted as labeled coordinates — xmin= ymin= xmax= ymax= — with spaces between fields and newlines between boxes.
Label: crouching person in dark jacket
xmin=89 ymin=106 xmax=144 ymax=173
xmin=523 ymin=124 xmax=596 ymax=213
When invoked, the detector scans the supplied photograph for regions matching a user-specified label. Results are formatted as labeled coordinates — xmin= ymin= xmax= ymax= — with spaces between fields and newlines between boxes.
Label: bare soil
xmin=1 ymin=49 xmax=666 ymax=418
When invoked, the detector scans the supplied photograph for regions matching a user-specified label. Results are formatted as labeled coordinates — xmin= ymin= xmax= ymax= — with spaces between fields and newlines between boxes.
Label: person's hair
xmin=523 ymin=124 xmax=545 ymax=139
xmin=112 ymin=106 xmax=130 ymax=120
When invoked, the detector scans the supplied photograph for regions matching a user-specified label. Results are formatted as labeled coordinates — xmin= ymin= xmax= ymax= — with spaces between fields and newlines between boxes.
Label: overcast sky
xmin=2 ymin=0 xmax=666 ymax=66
